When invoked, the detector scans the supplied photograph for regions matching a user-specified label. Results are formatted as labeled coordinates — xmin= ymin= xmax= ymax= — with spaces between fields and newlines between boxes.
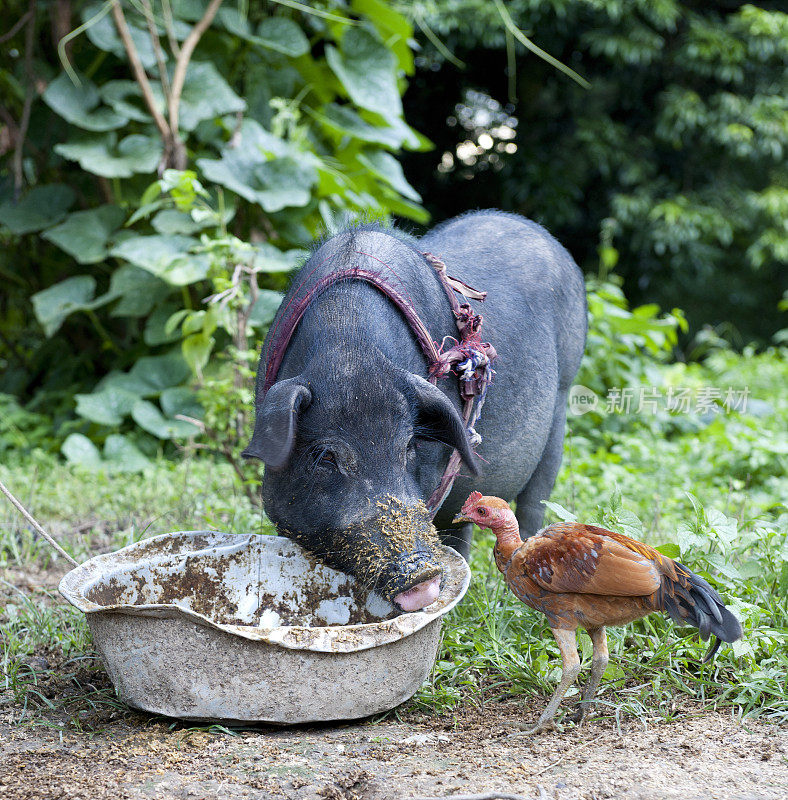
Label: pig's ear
xmin=403 ymin=373 xmax=480 ymax=475
xmin=242 ymin=377 xmax=312 ymax=468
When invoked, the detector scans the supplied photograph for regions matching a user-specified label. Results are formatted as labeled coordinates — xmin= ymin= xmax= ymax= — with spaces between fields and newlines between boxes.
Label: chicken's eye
xmin=477 ymin=507 xmax=487 ymax=517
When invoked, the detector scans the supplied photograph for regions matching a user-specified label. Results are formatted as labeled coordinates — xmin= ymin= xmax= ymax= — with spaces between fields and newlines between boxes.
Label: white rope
xmin=0 ymin=477 xmax=79 ymax=568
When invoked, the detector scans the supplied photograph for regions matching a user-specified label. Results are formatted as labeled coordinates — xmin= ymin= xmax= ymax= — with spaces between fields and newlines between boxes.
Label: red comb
xmin=462 ymin=491 xmax=483 ymax=512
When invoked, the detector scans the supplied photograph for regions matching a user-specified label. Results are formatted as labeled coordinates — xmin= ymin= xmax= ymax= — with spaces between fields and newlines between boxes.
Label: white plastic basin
xmin=59 ymin=532 xmax=470 ymax=723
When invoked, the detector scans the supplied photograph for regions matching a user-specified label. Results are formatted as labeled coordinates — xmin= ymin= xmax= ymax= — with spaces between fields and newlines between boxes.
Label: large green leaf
xmin=82 ymin=3 xmax=162 ymax=69
xmin=131 ymin=399 xmax=201 ymax=439
xmin=42 ymin=205 xmax=125 ymax=264
xmin=63 ymin=431 xmax=150 ymax=473
xmin=144 ymin=304 xmax=182 ymax=346
xmin=326 ymin=28 xmax=402 ymax=120
xmin=93 ymin=353 xmax=190 ymax=400
xmin=178 ymin=62 xmax=247 ymax=131
xmin=103 ymin=434 xmax=150 ymax=473
xmin=109 ymin=235 xmax=209 ymax=285
xmin=251 ymin=243 xmax=309 ymax=273
xmin=160 ymin=386 xmax=203 ymax=420
xmin=351 ymin=0 xmax=413 ymax=75
xmin=151 ymin=209 xmax=203 ymax=235
xmin=254 ymin=18 xmax=310 ymax=57
xmin=374 ymin=113 xmax=432 ymax=152
xmin=55 ymin=134 xmax=162 ymax=178
xmin=384 ymin=194 xmax=430 ymax=224
xmin=74 ymin=386 xmax=139 ymax=426
xmin=198 ymin=122 xmax=318 ymax=212
xmin=256 ymin=158 xmax=317 ymax=209
xmin=128 ymin=352 xmax=191 ymax=393
xmin=43 ymin=73 xmax=128 ymax=131
xmin=357 ymin=150 xmax=421 ymax=201
xmin=352 ymin=0 xmax=412 ymax=39
xmin=100 ymin=80 xmax=164 ymax=123
xmin=31 ymin=276 xmax=110 ymax=337
xmin=102 ymin=63 xmax=246 ymax=133
xmin=96 ymin=371 xmax=158 ymax=398
xmin=108 ymin=265 xmax=173 ymax=317
xmin=0 ymin=185 xmax=75 ymax=234
xmin=61 ymin=433 xmax=102 ymax=470
xmin=217 ymin=10 xmax=309 ymax=57
xmin=249 ymin=289 xmax=284 ymax=328
xmin=216 ymin=5 xmax=252 ymax=37
xmin=313 ymin=104 xmax=421 ymax=150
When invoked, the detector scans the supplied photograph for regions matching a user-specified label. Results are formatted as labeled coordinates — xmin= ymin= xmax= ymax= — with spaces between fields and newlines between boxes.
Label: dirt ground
xmin=2 ymin=568 xmax=786 ymax=800
xmin=2 ymin=684 xmax=787 ymax=800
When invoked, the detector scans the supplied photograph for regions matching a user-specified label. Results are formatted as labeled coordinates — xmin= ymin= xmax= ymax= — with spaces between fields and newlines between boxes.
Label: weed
xmin=0 ymin=345 xmax=785 ymax=730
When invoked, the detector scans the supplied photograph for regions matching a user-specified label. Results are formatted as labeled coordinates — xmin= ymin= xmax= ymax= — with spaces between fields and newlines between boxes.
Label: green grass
xmin=1 ymin=345 xmax=786 ymax=729
xmin=415 ymin=343 xmax=788 ymax=726
xmin=0 ymin=455 xmax=276 ymax=728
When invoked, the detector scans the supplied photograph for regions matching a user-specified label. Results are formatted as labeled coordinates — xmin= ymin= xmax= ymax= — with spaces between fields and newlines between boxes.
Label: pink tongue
xmin=393 ymin=575 xmax=441 ymax=612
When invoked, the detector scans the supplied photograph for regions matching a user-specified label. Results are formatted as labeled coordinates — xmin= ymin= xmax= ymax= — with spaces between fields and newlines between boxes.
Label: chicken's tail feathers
xmin=702 ymin=636 xmax=722 ymax=664
xmin=658 ymin=562 xmax=743 ymax=659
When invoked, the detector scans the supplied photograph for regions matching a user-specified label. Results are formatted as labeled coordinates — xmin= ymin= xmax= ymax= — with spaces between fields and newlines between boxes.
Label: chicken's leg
xmin=568 ymin=627 xmax=609 ymax=724
xmin=519 ymin=627 xmax=580 ymax=733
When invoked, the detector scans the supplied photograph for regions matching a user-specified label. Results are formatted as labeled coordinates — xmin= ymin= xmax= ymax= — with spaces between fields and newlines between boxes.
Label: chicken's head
xmin=452 ymin=492 xmax=513 ymax=530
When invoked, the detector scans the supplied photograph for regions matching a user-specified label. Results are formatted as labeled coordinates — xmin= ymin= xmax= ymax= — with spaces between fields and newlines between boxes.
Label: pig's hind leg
xmin=515 ymin=401 xmax=568 ymax=538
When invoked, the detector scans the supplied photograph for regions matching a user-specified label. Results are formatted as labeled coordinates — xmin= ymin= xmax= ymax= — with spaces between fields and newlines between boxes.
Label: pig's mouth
xmin=393 ymin=571 xmax=442 ymax=612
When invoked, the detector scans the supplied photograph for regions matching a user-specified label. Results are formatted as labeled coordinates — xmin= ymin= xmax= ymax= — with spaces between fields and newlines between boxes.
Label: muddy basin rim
xmin=57 ymin=532 xmax=470 ymax=722
xmin=58 ymin=531 xmax=471 ymax=653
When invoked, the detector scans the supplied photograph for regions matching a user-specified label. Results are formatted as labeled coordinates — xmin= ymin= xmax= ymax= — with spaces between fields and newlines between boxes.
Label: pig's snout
xmin=392 ymin=563 xmax=443 ymax=611
xmin=393 ymin=574 xmax=441 ymax=611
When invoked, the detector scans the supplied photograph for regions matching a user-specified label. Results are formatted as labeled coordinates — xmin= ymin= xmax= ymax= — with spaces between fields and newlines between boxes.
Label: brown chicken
xmin=453 ymin=492 xmax=743 ymax=732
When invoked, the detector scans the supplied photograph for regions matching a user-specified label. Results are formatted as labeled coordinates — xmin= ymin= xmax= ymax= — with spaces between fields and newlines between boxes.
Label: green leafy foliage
xmin=42 ymin=72 xmax=129 ymax=131
xmin=41 ymin=205 xmax=125 ymax=264
xmin=416 ymin=341 xmax=787 ymax=723
xmin=54 ymin=133 xmax=163 ymax=178
xmin=0 ymin=185 xmax=75 ymax=234
xmin=30 ymin=276 xmax=105 ymax=337
xmin=0 ymin=0 xmax=426 ymax=456
xmin=403 ymin=0 xmax=787 ymax=342
xmin=326 ymin=27 xmax=404 ymax=120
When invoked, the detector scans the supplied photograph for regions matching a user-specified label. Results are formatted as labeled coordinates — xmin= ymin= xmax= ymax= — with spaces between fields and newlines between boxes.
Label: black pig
xmin=244 ymin=211 xmax=586 ymax=611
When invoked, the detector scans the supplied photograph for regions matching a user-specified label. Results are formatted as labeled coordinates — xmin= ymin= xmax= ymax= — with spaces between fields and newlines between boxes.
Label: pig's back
xmin=421 ymin=209 xmax=586 ymax=389
xmin=421 ymin=210 xmax=587 ymax=502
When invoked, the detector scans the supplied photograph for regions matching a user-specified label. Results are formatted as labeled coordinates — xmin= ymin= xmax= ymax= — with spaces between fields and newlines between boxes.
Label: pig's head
xmin=243 ymin=346 xmax=478 ymax=611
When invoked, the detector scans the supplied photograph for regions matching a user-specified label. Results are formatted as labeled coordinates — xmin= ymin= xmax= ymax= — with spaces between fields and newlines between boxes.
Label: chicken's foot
xmin=567 ymin=627 xmax=609 ymax=725
xmin=517 ymin=628 xmax=580 ymax=734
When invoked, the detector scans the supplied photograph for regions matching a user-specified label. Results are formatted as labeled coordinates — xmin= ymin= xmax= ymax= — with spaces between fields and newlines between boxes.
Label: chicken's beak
xmin=452 ymin=512 xmax=471 ymax=525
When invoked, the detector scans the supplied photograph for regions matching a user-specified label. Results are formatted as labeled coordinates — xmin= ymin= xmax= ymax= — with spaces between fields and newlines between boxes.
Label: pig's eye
xmin=315 ymin=450 xmax=338 ymax=472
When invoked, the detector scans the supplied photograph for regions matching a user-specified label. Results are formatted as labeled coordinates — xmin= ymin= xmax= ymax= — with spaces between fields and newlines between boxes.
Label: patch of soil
xmin=2 ymin=558 xmax=785 ymax=800
xmin=1 ymin=698 xmax=786 ymax=800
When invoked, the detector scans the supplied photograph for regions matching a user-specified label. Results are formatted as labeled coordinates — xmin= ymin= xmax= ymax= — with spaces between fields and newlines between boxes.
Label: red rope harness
xmin=263 ymin=252 xmax=497 ymax=518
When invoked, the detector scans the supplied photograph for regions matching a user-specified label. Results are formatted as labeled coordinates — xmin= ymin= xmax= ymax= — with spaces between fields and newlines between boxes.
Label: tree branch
xmin=0 ymin=9 xmax=32 ymax=43
xmin=51 ymin=0 xmax=72 ymax=61
xmin=168 ymin=0 xmax=223 ymax=136
xmin=111 ymin=0 xmax=173 ymax=165
xmin=12 ymin=0 xmax=37 ymax=200
xmin=140 ymin=0 xmax=171 ymax=104
xmin=161 ymin=0 xmax=181 ymax=58
xmin=112 ymin=0 xmax=223 ymax=171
